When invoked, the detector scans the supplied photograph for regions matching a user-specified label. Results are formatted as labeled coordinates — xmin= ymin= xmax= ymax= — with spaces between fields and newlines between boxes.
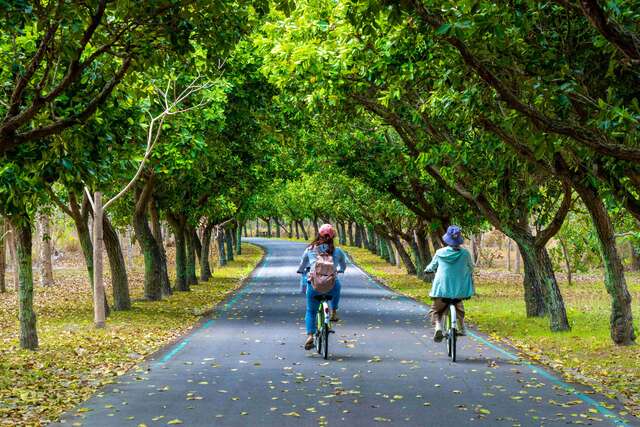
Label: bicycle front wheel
xmin=316 ymin=310 xmax=324 ymax=354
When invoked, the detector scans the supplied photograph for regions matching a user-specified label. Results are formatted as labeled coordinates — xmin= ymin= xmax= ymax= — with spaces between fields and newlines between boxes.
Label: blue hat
xmin=443 ymin=225 xmax=464 ymax=246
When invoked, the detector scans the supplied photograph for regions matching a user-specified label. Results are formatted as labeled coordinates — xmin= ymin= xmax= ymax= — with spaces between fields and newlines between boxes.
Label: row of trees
xmin=0 ymin=1 xmax=296 ymax=350
xmin=250 ymin=0 xmax=639 ymax=345
xmin=2 ymin=0 xmax=638 ymax=350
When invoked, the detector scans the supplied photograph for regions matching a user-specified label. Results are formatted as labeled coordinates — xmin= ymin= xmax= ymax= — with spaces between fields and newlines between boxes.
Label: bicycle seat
xmin=314 ymin=295 xmax=333 ymax=302
xmin=441 ymin=298 xmax=462 ymax=304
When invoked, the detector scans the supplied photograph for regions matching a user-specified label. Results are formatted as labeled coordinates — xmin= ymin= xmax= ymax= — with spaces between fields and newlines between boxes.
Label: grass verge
xmin=342 ymin=244 xmax=640 ymax=419
xmin=0 ymin=243 xmax=263 ymax=426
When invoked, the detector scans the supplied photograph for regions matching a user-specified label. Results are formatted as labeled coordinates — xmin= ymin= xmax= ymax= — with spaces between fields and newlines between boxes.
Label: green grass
xmin=340 ymin=244 xmax=640 ymax=419
xmin=0 ymin=244 xmax=264 ymax=426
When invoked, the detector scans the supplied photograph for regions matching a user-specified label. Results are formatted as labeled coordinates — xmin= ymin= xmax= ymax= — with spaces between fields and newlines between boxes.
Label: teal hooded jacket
xmin=424 ymin=247 xmax=475 ymax=299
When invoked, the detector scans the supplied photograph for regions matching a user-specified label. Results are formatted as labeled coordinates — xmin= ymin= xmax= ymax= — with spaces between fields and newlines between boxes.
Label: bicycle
xmin=441 ymin=298 xmax=462 ymax=362
xmin=314 ymin=294 xmax=334 ymax=359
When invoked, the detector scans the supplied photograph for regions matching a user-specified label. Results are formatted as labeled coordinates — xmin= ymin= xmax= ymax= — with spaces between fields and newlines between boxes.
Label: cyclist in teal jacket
xmin=424 ymin=225 xmax=475 ymax=342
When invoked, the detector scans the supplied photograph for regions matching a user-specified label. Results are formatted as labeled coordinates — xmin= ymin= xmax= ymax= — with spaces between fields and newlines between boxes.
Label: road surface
xmin=56 ymin=238 xmax=635 ymax=426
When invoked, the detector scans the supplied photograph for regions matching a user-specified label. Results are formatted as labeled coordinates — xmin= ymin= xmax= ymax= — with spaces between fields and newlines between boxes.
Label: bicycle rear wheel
xmin=449 ymin=328 xmax=457 ymax=362
xmin=445 ymin=312 xmax=452 ymax=357
xmin=322 ymin=326 xmax=329 ymax=359
xmin=316 ymin=310 xmax=324 ymax=354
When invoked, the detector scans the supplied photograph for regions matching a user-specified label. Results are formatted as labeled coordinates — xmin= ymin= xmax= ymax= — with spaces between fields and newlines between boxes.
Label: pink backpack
xmin=309 ymin=249 xmax=337 ymax=293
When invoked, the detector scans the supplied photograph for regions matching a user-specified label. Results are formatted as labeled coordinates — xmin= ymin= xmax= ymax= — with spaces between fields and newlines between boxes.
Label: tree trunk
xmin=10 ymin=216 xmax=38 ymax=350
xmin=235 ymin=223 xmax=242 ymax=255
xmin=393 ymin=236 xmax=416 ymax=274
xmin=225 ymin=227 xmax=234 ymax=261
xmin=385 ymin=238 xmax=396 ymax=265
xmin=515 ymin=240 xmax=547 ymax=318
xmin=312 ymin=217 xmax=319 ymax=236
xmin=360 ymin=224 xmax=370 ymax=249
xmin=185 ymin=226 xmax=198 ymax=286
xmin=631 ymin=244 xmax=640 ymax=272
xmin=150 ymin=201 xmax=171 ymax=296
xmin=7 ymin=225 xmax=19 ymax=291
xmin=298 ymin=220 xmax=309 ymax=240
xmin=133 ymin=185 xmax=163 ymax=301
xmin=274 ymin=217 xmax=281 ymax=238
xmin=255 ymin=218 xmax=259 ymax=236
xmin=200 ymin=223 xmax=214 ymax=281
xmin=0 ymin=217 xmax=6 ymax=293
xmin=288 ymin=222 xmax=293 ymax=238
xmin=266 ymin=218 xmax=272 ymax=238
xmin=575 ymin=182 xmax=635 ymax=344
xmin=559 ymin=238 xmax=573 ymax=286
xmin=294 ymin=220 xmax=300 ymax=239
xmin=168 ymin=215 xmax=188 ymax=291
xmin=37 ymin=212 xmax=54 ymax=287
xmin=103 ymin=214 xmax=131 ymax=310
xmin=347 ymin=222 xmax=354 ymax=246
xmin=217 ymin=229 xmax=227 ymax=267
xmin=92 ymin=192 xmax=106 ymax=328
xmin=125 ymin=226 xmax=134 ymax=271
xmin=367 ymin=226 xmax=377 ymax=253
xmin=69 ymin=194 xmax=110 ymax=315
xmin=354 ymin=223 xmax=362 ymax=247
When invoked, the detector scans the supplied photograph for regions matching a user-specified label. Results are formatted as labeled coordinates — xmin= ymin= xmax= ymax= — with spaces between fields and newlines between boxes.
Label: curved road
xmin=57 ymin=239 xmax=635 ymax=426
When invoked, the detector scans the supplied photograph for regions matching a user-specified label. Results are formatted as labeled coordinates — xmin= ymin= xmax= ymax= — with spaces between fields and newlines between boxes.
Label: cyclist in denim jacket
xmin=297 ymin=224 xmax=347 ymax=350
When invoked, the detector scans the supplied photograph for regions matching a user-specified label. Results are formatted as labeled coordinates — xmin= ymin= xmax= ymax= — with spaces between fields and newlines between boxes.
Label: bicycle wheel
xmin=445 ymin=312 xmax=452 ymax=357
xmin=322 ymin=325 xmax=329 ymax=359
xmin=450 ymin=329 xmax=457 ymax=362
xmin=316 ymin=309 xmax=324 ymax=354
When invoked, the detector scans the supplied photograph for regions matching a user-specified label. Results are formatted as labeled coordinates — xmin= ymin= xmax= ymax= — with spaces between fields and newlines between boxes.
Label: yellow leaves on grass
xmin=0 ymin=244 xmax=263 ymax=426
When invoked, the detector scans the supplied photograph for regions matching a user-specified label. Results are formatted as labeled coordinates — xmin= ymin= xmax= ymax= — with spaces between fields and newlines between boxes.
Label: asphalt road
xmin=56 ymin=238 xmax=636 ymax=427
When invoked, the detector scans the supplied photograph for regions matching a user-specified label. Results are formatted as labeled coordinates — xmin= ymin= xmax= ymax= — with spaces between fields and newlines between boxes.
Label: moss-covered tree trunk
xmin=385 ymin=238 xmax=396 ymax=265
xmin=225 ymin=227 xmax=234 ymax=261
xmin=185 ymin=226 xmax=198 ymax=287
xmin=133 ymin=184 xmax=162 ymax=301
xmin=192 ymin=228 xmax=202 ymax=268
xmin=150 ymin=200 xmax=171 ymax=297
xmin=10 ymin=217 xmax=38 ymax=350
xmin=367 ymin=226 xmax=377 ymax=253
xmin=514 ymin=239 xmax=547 ymax=318
xmin=0 ymin=217 xmax=6 ymax=293
xmin=217 ymin=230 xmax=227 ymax=267
xmin=103 ymin=214 xmax=131 ymax=310
xmin=294 ymin=221 xmax=300 ymax=239
xmin=200 ymin=223 xmax=214 ymax=281
xmin=168 ymin=215 xmax=188 ymax=291
xmin=575 ymin=182 xmax=635 ymax=344
xmin=632 ymin=245 xmax=640 ymax=272
xmin=235 ymin=223 xmax=242 ymax=255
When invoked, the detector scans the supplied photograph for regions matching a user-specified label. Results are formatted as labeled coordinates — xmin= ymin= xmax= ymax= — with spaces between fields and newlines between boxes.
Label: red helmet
xmin=318 ymin=223 xmax=336 ymax=239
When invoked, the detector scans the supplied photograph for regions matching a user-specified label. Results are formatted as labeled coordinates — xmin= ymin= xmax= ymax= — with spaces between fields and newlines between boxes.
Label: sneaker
xmin=433 ymin=329 xmax=444 ymax=342
xmin=304 ymin=336 xmax=314 ymax=350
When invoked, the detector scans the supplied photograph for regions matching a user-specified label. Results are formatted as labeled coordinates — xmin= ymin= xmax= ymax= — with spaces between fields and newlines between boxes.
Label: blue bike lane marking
xmin=349 ymin=261 xmax=629 ymax=427
xmin=152 ymin=253 xmax=270 ymax=368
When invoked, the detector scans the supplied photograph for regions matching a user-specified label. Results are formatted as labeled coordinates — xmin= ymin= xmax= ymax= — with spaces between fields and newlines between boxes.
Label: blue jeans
xmin=305 ymin=279 xmax=341 ymax=334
